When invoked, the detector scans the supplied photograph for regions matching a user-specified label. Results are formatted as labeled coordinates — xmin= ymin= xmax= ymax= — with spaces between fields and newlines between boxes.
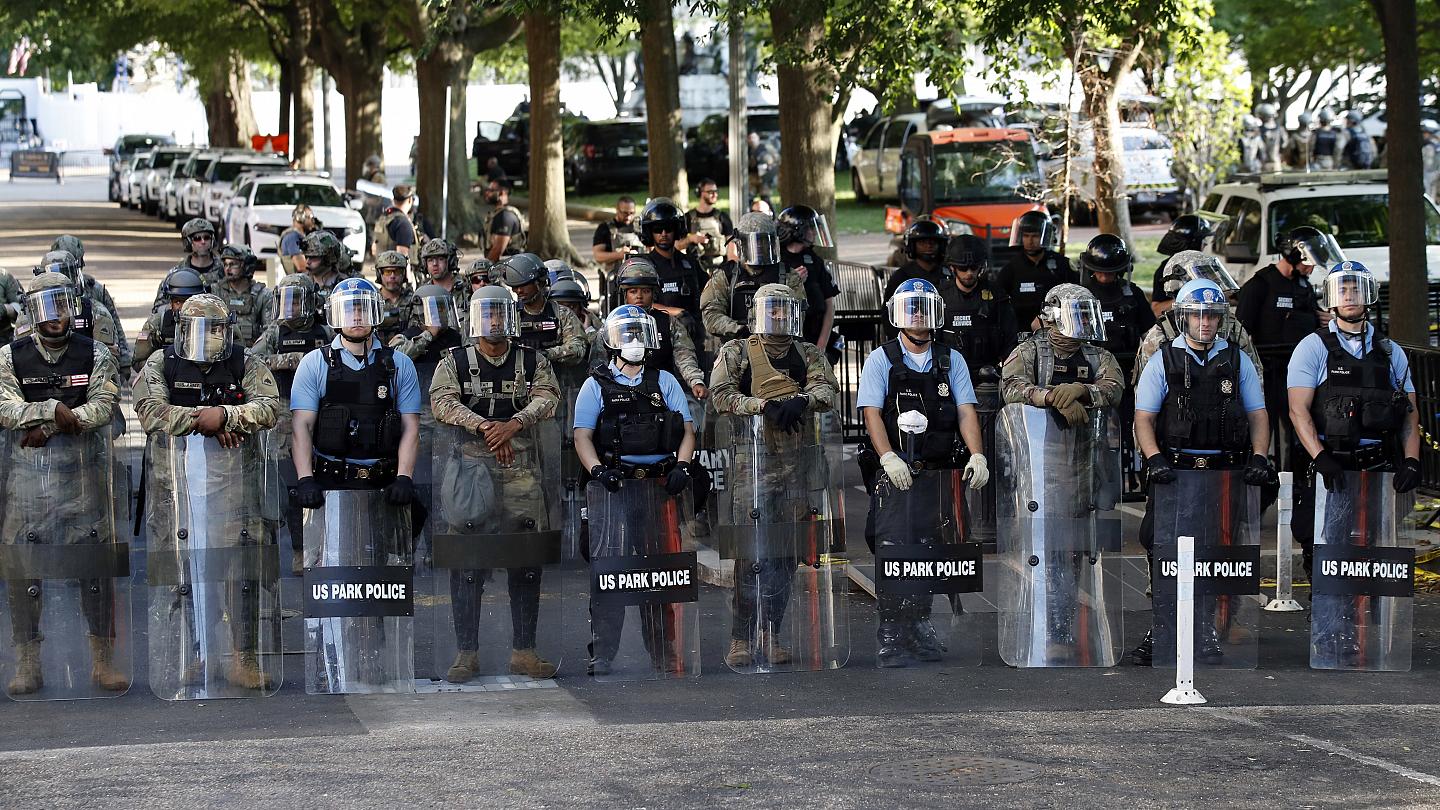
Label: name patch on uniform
xmin=304 ymin=565 xmax=415 ymax=617
xmin=662 ymin=282 xmax=681 ymax=293
xmin=1275 ymin=297 xmax=1294 ymax=309
xmin=21 ymin=374 xmax=88 ymax=387
xmin=1152 ymin=544 xmax=1260 ymax=596
xmin=876 ymin=543 xmax=983 ymax=595
xmin=591 ymin=552 xmax=699 ymax=606
xmin=1312 ymin=545 xmax=1414 ymax=598
xmin=1019 ymin=282 xmax=1037 ymax=293
xmin=953 ymin=315 xmax=972 ymax=327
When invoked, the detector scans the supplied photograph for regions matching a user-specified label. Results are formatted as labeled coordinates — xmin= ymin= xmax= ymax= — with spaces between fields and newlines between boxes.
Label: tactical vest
xmin=1005 ymin=251 xmax=1069 ymax=329
xmin=1156 ymin=342 xmax=1248 ymax=453
xmin=1088 ymin=281 xmax=1145 ymax=354
xmin=157 ymin=308 xmax=177 ymax=348
xmin=377 ymin=291 xmax=413 ymax=344
xmin=738 ymin=342 xmax=806 ymax=398
xmin=725 ymin=262 xmax=783 ymax=327
xmin=12 ymin=334 xmax=94 ymax=408
xmin=880 ymin=340 xmax=963 ymax=466
xmin=162 ymin=346 xmax=247 ymax=407
xmin=1313 ymin=128 xmax=1338 ymax=158
xmin=218 ymin=281 xmax=266 ymax=346
xmin=1250 ymin=265 xmax=1319 ymax=348
xmin=314 ymin=345 xmax=403 ymax=460
xmin=690 ymin=212 xmax=726 ymax=262
xmin=650 ymin=250 xmax=702 ymax=314
xmin=1031 ymin=331 xmax=1103 ymax=386
xmin=449 ymin=343 xmax=539 ymax=421
xmin=646 ymin=307 xmax=678 ymax=379
xmin=517 ymin=301 xmax=565 ymax=352
xmin=608 ymin=226 xmax=644 ymax=273
xmin=273 ymin=323 xmax=330 ymax=397
xmin=484 ymin=204 xmax=528 ymax=256
xmin=592 ymin=367 xmax=685 ymax=463
xmin=402 ymin=324 xmax=464 ymax=367
xmin=1310 ymin=329 xmax=1409 ymax=451
xmin=371 ymin=208 xmax=409 ymax=255
xmin=73 ymin=297 xmax=96 ymax=339
xmin=945 ymin=283 xmax=1006 ymax=369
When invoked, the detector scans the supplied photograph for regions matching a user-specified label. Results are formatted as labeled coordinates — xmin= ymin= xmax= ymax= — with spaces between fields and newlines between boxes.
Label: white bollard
xmin=1266 ymin=471 xmax=1304 ymax=612
xmin=1161 ymin=535 xmax=1207 ymax=706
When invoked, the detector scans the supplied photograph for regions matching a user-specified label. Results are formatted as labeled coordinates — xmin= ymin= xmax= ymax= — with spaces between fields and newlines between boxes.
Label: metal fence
xmin=1403 ymin=341 xmax=1440 ymax=491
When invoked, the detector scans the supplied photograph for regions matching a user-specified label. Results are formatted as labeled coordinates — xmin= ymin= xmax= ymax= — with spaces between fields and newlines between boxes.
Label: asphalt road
xmin=1 ymin=176 xmax=1438 ymax=809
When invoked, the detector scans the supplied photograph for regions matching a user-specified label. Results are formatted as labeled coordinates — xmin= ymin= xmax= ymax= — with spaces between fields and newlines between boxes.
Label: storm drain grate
xmin=867 ymin=755 xmax=1045 ymax=787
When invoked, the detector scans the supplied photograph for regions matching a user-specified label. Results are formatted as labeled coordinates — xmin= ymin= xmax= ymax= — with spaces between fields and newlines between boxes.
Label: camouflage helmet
xmin=460 ymin=257 xmax=502 ymax=286
xmin=274 ymin=273 xmax=317 ymax=323
xmin=1039 ymin=282 xmax=1105 ymax=342
xmin=418 ymin=238 xmax=459 ymax=277
xmin=179 ymin=292 xmax=231 ymax=321
xmin=51 ymin=234 xmax=85 ymax=265
xmin=751 ymin=282 xmax=803 ymax=337
xmin=375 ymin=250 xmax=409 ymax=271
xmin=181 ymin=218 xmax=217 ymax=252
xmin=36 ymin=250 xmax=83 ymax=285
xmin=301 ymin=230 xmax=344 ymax=273
xmin=24 ymin=272 xmax=79 ymax=337
xmin=176 ymin=293 xmax=236 ymax=363
xmin=616 ymin=255 xmax=660 ymax=289
xmin=218 ymin=243 xmax=260 ymax=276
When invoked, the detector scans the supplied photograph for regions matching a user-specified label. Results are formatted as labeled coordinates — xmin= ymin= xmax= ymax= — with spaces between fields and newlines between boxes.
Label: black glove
xmin=1146 ymin=453 xmax=1176 ymax=486
xmin=1243 ymin=453 xmax=1278 ymax=487
xmin=762 ymin=399 xmax=786 ymax=427
xmin=1312 ymin=450 xmax=1345 ymax=492
xmin=775 ymin=396 xmax=808 ymax=432
xmin=1394 ymin=457 xmax=1422 ymax=493
xmin=591 ymin=464 xmax=623 ymax=493
xmin=294 ymin=476 xmax=324 ymax=509
xmin=385 ymin=474 xmax=415 ymax=505
xmin=665 ymin=461 xmax=691 ymax=497
xmin=733 ymin=326 xmax=751 ymax=340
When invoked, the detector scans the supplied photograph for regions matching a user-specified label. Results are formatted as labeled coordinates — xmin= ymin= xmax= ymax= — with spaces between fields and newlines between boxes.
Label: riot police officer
xmin=776 ymin=205 xmax=841 ymax=358
xmin=133 ymin=294 xmax=281 ymax=691
xmin=374 ymin=250 xmax=417 ymax=345
xmin=0 ymin=272 xmax=125 ymax=696
xmin=857 ymin=279 xmax=989 ymax=666
xmin=1150 ymin=215 xmax=1214 ymax=317
xmin=1129 ymin=279 xmax=1274 ymax=665
xmin=701 ymin=212 xmax=806 ymax=344
xmin=212 ymin=244 xmax=273 ymax=347
xmin=591 ymin=257 xmax=708 ymax=401
xmin=639 ymin=197 xmax=707 ymax=357
xmin=151 ymin=218 xmax=222 ymax=311
xmin=882 ymin=218 xmax=949 ymax=305
xmin=135 ymin=267 xmax=207 ymax=372
xmin=939 ymin=234 xmax=1016 ymax=375
xmin=429 ymin=284 xmax=563 ymax=681
xmin=573 ymin=304 xmax=698 ymax=676
xmin=1136 ymin=251 xmax=1262 ymax=379
xmin=501 ymin=253 xmax=588 ymax=368
xmin=995 ymin=210 xmax=1078 ymax=333
xmin=1287 ymin=262 xmax=1421 ymax=578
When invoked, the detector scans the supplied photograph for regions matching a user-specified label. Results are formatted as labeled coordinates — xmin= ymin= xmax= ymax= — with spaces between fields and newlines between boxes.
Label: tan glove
xmin=880 ymin=451 xmax=913 ymax=491
xmin=1058 ymin=399 xmax=1089 ymax=428
xmin=1047 ymin=382 xmax=1089 ymax=410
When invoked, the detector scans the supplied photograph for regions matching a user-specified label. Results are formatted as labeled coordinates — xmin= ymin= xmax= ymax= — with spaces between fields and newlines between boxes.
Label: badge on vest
xmin=981 ymin=290 xmax=993 ymax=300
xmin=1275 ymin=297 xmax=1293 ymax=309
xmin=377 ymin=385 xmax=389 ymax=399
xmin=1220 ymin=378 xmax=1234 ymax=394
xmin=1077 ymin=367 xmax=1090 ymax=380
xmin=937 ymin=382 xmax=950 ymax=398
xmin=651 ymin=392 xmax=665 ymax=407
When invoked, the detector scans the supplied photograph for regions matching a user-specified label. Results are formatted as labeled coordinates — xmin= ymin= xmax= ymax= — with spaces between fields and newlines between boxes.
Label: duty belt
xmin=1331 ymin=444 xmax=1391 ymax=471
xmin=1168 ymin=450 xmax=1246 ymax=470
xmin=907 ymin=452 xmax=969 ymax=472
xmin=617 ymin=459 xmax=675 ymax=479
xmin=312 ymin=454 xmax=397 ymax=485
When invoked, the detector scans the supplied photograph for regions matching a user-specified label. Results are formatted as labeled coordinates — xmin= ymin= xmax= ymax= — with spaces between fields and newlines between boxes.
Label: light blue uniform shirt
xmin=1286 ymin=321 xmax=1414 ymax=446
xmin=291 ymin=335 xmax=423 ymax=463
xmin=856 ymin=344 xmax=977 ymax=411
xmin=1134 ymin=336 xmax=1265 ymax=455
xmin=574 ymin=362 xmax=692 ymax=465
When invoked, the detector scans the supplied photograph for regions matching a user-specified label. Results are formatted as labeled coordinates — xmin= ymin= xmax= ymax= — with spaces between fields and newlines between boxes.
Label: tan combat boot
xmin=446 ymin=650 xmax=480 ymax=683
xmin=725 ymin=639 xmax=753 ymax=668
xmin=759 ymin=631 xmax=791 ymax=665
xmin=226 ymin=651 xmax=274 ymax=690
xmin=88 ymin=635 xmax=130 ymax=691
xmin=509 ymin=648 xmax=557 ymax=679
xmin=7 ymin=640 xmax=42 ymax=695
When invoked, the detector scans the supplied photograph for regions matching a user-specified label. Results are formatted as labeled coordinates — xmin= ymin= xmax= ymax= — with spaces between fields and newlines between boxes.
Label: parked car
xmin=684 ymin=106 xmax=781 ymax=184
xmin=472 ymin=109 xmax=590 ymax=185
xmin=226 ymin=173 xmax=367 ymax=260
xmin=1056 ymin=125 xmax=1182 ymax=221
xmin=851 ymin=112 xmax=927 ymax=203
xmin=566 ymin=119 xmax=650 ymax=194
xmin=124 ymin=152 xmax=152 ymax=209
xmin=140 ymin=147 xmax=194 ymax=216
xmin=160 ymin=149 xmax=200 ymax=223
xmin=203 ymin=153 xmax=290 ymax=228
xmin=177 ymin=150 xmax=227 ymax=224
xmin=106 ymin=133 xmax=174 ymax=202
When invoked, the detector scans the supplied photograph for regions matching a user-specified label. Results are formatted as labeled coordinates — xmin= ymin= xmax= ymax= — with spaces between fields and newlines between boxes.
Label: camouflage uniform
xmin=15 ymin=296 xmax=125 ymax=371
xmin=699 ymin=263 xmax=807 ymax=341
xmin=132 ymin=308 xmax=177 ymax=373
xmin=522 ymin=297 xmax=589 ymax=367
xmin=0 ymin=270 xmax=22 ymax=344
xmin=134 ymin=347 xmax=281 ymax=437
xmin=1000 ymin=333 xmax=1125 ymax=409
xmin=209 ymin=277 xmax=274 ymax=348
xmin=151 ymin=259 xmax=223 ymax=313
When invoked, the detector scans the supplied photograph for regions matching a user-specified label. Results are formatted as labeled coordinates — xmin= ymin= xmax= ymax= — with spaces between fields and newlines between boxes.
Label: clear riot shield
xmin=0 ymin=430 xmax=131 ymax=701
xmin=1150 ymin=469 xmax=1261 ymax=670
xmin=554 ymin=364 xmax=588 ymax=560
xmin=303 ymin=489 xmax=415 ymax=694
xmin=1311 ymin=471 xmax=1414 ymax=672
xmin=412 ymin=357 xmax=443 ymax=570
xmin=431 ymin=421 xmax=567 ymax=685
xmin=145 ymin=432 xmax=282 ymax=699
xmin=587 ymin=477 xmax=700 ymax=682
xmin=995 ymin=403 xmax=1123 ymax=667
xmin=711 ymin=411 xmax=848 ymax=674
xmin=273 ymin=400 xmax=303 ymax=575
xmin=968 ymin=380 xmax=1001 ymax=549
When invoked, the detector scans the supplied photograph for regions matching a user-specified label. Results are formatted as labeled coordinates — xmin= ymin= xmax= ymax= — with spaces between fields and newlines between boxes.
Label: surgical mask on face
xmin=620 ymin=345 xmax=647 ymax=363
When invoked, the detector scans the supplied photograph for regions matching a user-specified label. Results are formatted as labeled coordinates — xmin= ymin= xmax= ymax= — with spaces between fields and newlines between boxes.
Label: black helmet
xmin=500 ymin=253 xmax=548 ymax=288
xmin=776 ymin=204 xmax=834 ymax=247
xmin=1156 ymin=214 xmax=1213 ymax=256
xmin=903 ymin=217 xmax=950 ymax=260
xmin=945 ymin=234 xmax=989 ymax=269
xmin=638 ymin=198 xmax=686 ymax=247
xmin=1275 ymin=226 xmax=1344 ymax=268
xmin=1079 ymin=234 xmax=1132 ymax=277
xmin=162 ymin=267 xmax=207 ymax=299
xmin=1008 ymin=210 xmax=1057 ymax=252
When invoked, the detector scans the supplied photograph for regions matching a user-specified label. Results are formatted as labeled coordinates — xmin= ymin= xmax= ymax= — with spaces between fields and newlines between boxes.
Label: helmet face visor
xmin=1322 ymin=269 xmax=1379 ymax=308
xmin=802 ymin=214 xmax=835 ymax=248
xmin=887 ymin=289 xmax=945 ymax=331
xmin=418 ymin=295 xmax=458 ymax=331
xmin=1049 ymin=298 xmax=1106 ymax=341
xmin=1294 ymin=231 xmax=1345 ymax=268
xmin=328 ymin=289 xmax=382 ymax=329
xmin=735 ymin=231 xmax=781 ymax=266
xmin=1185 ymin=257 xmax=1240 ymax=296
xmin=468 ymin=297 xmax=519 ymax=339
xmin=176 ymin=315 xmax=234 ymax=363
xmin=276 ymin=286 xmax=311 ymax=321
xmin=26 ymin=286 xmax=75 ymax=328
xmin=604 ymin=316 xmax=660 ymax=351
xmin=752 ymin=293 xmax=803 ymax=337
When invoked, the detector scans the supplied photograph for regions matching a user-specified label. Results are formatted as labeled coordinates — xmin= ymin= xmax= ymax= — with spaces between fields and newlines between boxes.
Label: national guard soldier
xmin=482 ymin=178 xmax=528 ymax=262
xmin=289 ymin=277 xmax=423 ymax=694
xmin=302 ymin=231 xmax=359 ymax=323
xmin=502 ymin=253 xmax=588 ymax=370
xmin=591 ymin=257 xmax=708 ymax=401
xmin=709 ymin=283 xmax=844 ymax=672
xmin=573 ymin=304 xmax=699 ymax=679
xmin=416 ymin=239 xmax=470 ymax=317
xmin=1287 ymin=112 xmax=1317 ymax=170
xmin=212 ymin=244 xmax=273 ymax=348
xmin=700 ymin=211 xmax=806 ymax=344
xmin=135 ymin=267 xmax=206 ymax=373
xmin=683 ymin=179 xmax=734 ymax=270
xmin=374 ymin=250 xmax=417 ymax=345
xmin=639 ymin=197 xmax=708 ymax=358
xmin=0 ymin=272 xmax=127 ymax=699
xmin=251 ymin=274 xmax=334 ymax=570
xmin=1287 ymin=263 xmax=1421 ymax=623
xmin=997 ymin=283 xmax=1125 ymax=666
xmin=551 ymin=278 xmax=601 ymax=338
xmin=1130 ymin=279 xmax=1273 ymax=668
xmin=20 ymin=251 xmax=128 ymax=375
xmin=857 ymin=279 xmax=989 ymax=667
xmin=1149 ymin=215 xmax=1214 ymax=317
xmin=49 ymin=235 xmax=129 ymax=365
xmin=776 ymin=205 xmax=842 ymax=359
xmin=0 ymin=266 xmax=23 ymax=345
xmin=152 ymin=218 xmax=223 ymax=311
xmin=995 ymin=210 xmax=1079 ymax=333
xmin=134 ymin=294 xmax=281 ymax=698
xmin=460 ymin=257 xmax=503 ymax=292
xmin=429 ymin=284 xmax=563 ymax=683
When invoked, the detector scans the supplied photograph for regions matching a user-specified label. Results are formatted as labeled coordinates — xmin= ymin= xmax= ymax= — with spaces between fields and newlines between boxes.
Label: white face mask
xmin=619 ymin=345 xmax=647 ymax=363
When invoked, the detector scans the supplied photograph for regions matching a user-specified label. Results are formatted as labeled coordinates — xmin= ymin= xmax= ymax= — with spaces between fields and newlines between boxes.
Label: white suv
xmin=225 ymin=173 xmax=366 ymax=259
xmin=203 ymin=154 xmax=289 ymax=228
xmin=1204 ymin=169 xmax=1440 ymax=285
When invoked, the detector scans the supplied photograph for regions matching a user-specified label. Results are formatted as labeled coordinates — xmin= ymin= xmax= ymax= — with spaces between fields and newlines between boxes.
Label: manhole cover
xmin=867 ymin=755 xmax=1044 ymax=787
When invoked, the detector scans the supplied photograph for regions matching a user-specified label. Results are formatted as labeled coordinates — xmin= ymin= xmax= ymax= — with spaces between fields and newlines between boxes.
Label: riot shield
xmin=431 ymin=421 xmax=568 ymax=685
xmin=587 ymin=477 xmax=700 ymax=682
xmin=995 ymin=403 xmax=1123 ymax=667
xmin=1150 ymin=469 xmax=1261 ymax=670
xmin=554 ymin=364 xmax=588 ymax=560
xmin=145 ymin=432 xmax=282 ymax=699
xmin=273 ymin=400 xmax=303 ymax=574
xmin=967 ymin=380 xmax=1001 ymax=550
xmin=303 ymin=489 xmax=415 ymax=694
xmin=711 ymin=412 xmax=848 ymax=674
xmin=1310 ymin=472 xmax=1414 ymax=671
xmin=0 ymin=430 xmax=130 ymax=701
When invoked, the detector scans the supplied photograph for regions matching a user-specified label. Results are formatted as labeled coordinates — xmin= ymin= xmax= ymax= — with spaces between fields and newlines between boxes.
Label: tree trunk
xmin=278 ymin=59 xmax=292 ymax=137
xmin=293 ymin=58 xmax=316 ymax=169
xmin=1375 ymin=0 xmax=1427 ymax=343
xmin=332 ymin=63 xmax=385 ymax=188
xmin=203 ymin=52 xmax=259 ymax=148
xmin=446 ymin=60 xmax=483 ymax=238
xmin=415 ymin=48 xmax=452 ymax=221
xmin=639 ymin=0 xmax=688 ymax=207
xmin=526 ymin=10 xmax=570 ymax=260
xmin=771 ymin=1 xmax=837 ymax=226
xmin=1077 ymin=48 xmax=1138 ymax=247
